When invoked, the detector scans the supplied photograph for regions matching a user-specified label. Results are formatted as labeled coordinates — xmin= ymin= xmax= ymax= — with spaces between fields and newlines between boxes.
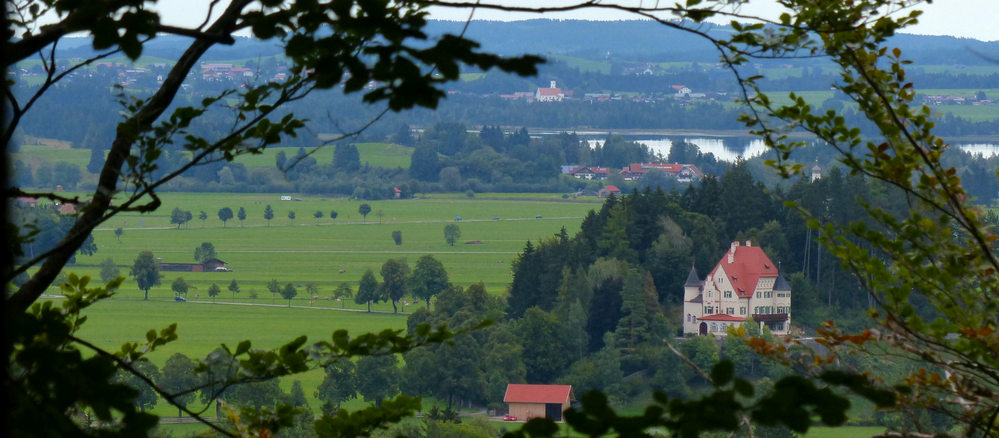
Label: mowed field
xmin=67 ymin=192 xmax=600 ymax=296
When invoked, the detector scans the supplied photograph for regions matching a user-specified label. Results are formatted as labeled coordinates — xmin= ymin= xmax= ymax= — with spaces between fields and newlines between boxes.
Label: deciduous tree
xmin=170 ymin=207 xmax=191 ymax=230
xmin=130 ymin=251 xmax=161 ymax=301
xmin=316 ymin=358 xmax=357 ymax=415
xmin=171 ymin=277 xmax=189 ymax=297
xmin=218 ymin=207 xmax=234 ymax=227
xmin=281 ymin=283 xmax=298 ymax=306
xmin=409 ymin=255 xmax=449 ymax=309
xmin=333 ymin=282 xmax=354 ymax=308
xmin=356 ymin=355 xmax=400 ymax=408
xmin=355 ymin=269 xmax=379 ymax=312
xmin=100 ymin=257 xmax=120 ymax=286
xmin=358 ymin=203 xmax=372 ymax=223
xmin=237 ymin=207 xmax=247 ymax=226
xmin=267 ymin=278 xmax=281 ymax=303
xmin=194 ymin=242 xmax=216 ymax=263
xmin=380 ymin=258 xmax=410 ymax=313
xmin=228 ymin=279 xmax=240 ymax=299
xmin=443 ymin=223 xmax=461 ymax=246
xmin=264 ymin=204 xmax=274 ymax=226
xmin=160 ymin=353 xmax=198 ymax=418
xmin=208 ymin=283 xmax=221 ymax=302
xmin=113 ymin=359 xmax=160 ymax=412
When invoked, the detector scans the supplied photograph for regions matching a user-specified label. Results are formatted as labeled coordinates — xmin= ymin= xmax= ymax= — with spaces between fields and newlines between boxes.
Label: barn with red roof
xmin=503 ymin=384 xmax=575 ymax=422
xmin=682 ymin=241 xmax=791 ymax=336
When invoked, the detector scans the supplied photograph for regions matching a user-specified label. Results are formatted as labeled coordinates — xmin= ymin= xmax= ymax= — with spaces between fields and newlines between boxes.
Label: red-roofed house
xmin=504 ymin=384 xmax=575 ymax=422
xmin=683 ymin=241 xmax=791 ymax=336
xmin=570 ymin=166 xmax=610 ymax=180
xmin=598 ymin=185 xmax=621 ymax=198
xmin=535 ymin=81 xmax=565 ymax=102
xmin=618 ymin=163 xmax=703 ymax=182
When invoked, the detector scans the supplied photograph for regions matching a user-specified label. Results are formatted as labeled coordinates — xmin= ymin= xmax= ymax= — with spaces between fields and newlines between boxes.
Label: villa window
xmin=740 ymin=307 xmax=746 ymax=315
xmin=727 ymin=307 xmax=734 ymax=315
xmin=724 ymin=291 xmax=732 ymax=298
xmin=710 ymin=323 xmax=718 ymax=332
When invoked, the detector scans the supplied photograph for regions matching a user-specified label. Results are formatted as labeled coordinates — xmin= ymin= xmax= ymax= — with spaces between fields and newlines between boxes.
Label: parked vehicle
xmin=503 ymin=415 xmax=517 ymax=421
xmin=174 ymin=296 xmax=187 ymax=302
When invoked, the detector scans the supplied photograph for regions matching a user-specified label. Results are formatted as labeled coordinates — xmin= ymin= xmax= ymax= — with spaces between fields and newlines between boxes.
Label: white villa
xmin=683 ymin=241 xmax=791 ymax=336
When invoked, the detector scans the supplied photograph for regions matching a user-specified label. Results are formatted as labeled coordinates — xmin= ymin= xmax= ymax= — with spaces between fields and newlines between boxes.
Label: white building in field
xmin=683 ymin=241 xmax=791 ymax=336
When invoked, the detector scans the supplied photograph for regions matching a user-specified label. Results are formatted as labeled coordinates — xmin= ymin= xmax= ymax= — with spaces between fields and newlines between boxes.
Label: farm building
xmin=504 ymin=384 xmax=574 ymax=422
xmin=160 ymin=258 xmax=227 ymax=272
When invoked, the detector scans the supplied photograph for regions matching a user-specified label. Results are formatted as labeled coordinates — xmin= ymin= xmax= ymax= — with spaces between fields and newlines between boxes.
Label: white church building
xmin=683 ymin=241 xmax=791 ymax=336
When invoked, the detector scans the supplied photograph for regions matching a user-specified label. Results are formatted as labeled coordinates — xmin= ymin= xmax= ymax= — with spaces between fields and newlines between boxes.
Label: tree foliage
xmin=443 ymin=223 xmax=461 ymax=246
xmin=380 ymin=258 xmax=411 ymax=313
xmin=194 ymin=242 xmax=217 ymax=263
xmin=130 ymin=251 xmax=161 ymax=300
xmin=218 ymin=207 xmax=234 ymax=227
xmin=409 ymin=255 xmax=449 ymax=309
xmin=355 ymin=269 xmax=380 ymax=312
xmin=264 ymin=204 xmax=275 ymax=226
xmin=281 ymin=283 xmax=298 ymax=306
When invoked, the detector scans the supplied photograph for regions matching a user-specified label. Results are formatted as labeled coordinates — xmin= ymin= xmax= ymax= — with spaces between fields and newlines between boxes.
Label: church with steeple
xmin=682 ymin=241 xmax=792 ymax=336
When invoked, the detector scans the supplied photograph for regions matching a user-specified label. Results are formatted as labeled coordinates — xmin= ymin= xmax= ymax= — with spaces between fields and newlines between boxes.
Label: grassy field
xmin=234 ymin=143 xmax=413 ymax=169
xmin=13 ymin=142 xmax=414 ymax=171
xmin=68 ymin=294 xmax=406 ymax=418
xmin=56 ymin=192 xmax=600 ymax=299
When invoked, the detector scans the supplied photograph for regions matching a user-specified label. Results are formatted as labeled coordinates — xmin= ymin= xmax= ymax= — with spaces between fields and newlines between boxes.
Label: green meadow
xmin=64 ymin=193 xmax=601 ymax=296
xmin=70 ymin=295 xmax=405 ymax=418
xmin=234 ymin=142 xmax=414 ymax=169
xmin=13 ymin=142 xmax=414 ymax=171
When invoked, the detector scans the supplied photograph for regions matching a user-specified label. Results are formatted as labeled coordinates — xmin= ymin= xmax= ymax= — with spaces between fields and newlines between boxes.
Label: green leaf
xmin=710 ymin=359 xmax=734 ymax=386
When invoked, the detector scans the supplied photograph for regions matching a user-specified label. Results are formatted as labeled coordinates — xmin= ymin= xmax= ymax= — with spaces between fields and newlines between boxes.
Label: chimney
xmin=728 ymin=241 xmax=737 ymax=263
xmin=550 ymin=80 xmax=557 ymax=88
xmin=745 ymin=240 xmax=752 ymax=247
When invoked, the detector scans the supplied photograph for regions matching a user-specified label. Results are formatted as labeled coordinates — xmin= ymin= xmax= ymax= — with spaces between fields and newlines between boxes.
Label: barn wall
xmin=508 ymin=403 xmax=546 ymax=420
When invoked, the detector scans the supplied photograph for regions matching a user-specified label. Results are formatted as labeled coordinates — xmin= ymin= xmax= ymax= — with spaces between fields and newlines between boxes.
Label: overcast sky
xmin=155 ymin=0 xmax=999 ymax=42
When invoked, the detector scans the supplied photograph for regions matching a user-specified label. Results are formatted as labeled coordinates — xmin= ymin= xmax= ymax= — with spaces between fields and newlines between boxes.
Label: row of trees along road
xmin=7 ymin=1 xmax=999 ymax=437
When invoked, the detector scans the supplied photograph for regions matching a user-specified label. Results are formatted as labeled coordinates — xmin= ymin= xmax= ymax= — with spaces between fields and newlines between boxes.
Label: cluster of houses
xmin=200 ymin=63 xmax=257 ymax=81
xmin=921 ymin=94 xmax=994 ymax=106
xmin=493 ymin=81 xmax=721 ymax=104
xmin=562 ymin=162 xmax=703 ymax=184
xmin=13 ymin=60 xmax=290 ymax=89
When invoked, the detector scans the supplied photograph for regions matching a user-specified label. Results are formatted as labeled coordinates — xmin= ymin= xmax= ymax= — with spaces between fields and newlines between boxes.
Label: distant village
xmin=13 ymin=59 xmax=995 ymax=108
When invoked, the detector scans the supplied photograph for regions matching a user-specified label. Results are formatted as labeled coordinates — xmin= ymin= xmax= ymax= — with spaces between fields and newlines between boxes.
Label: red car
xmin=503 ymin=415 xmax=518 ymax=421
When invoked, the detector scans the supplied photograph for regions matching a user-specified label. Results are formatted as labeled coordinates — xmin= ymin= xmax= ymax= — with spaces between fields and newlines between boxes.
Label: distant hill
xmin=52 ymin=19 xmax=998 ymax=66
